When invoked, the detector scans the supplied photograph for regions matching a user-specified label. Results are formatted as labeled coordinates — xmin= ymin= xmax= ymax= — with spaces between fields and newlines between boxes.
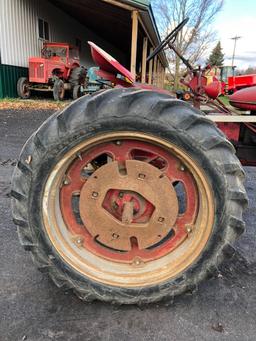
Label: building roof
xmin=116 ymin=0 xmax=168 ymax=67
xmin=119 ymin=0 xmax=150 ymax=8
xmin=49 ymin=0 xmax=168 ymax=67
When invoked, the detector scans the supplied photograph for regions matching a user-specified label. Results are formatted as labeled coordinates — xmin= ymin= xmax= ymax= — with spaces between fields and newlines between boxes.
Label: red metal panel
xmin=29 ymin=58 xmax=47 ymax=83
xmin=228 ymin=74 xmax=256 ymax=91
xmin=217 ymin=122 xmax=240 ymax=141
xmin=88 ymin=41 xmax=135 ymax=83
xmin=229 ymin=86 xmax=256 ymax=110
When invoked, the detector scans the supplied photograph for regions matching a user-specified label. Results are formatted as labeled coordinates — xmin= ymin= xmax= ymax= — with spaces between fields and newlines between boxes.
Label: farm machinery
xmin=17 ymin=42 xmax=87 ymax=100
xmin=11 ymin=18 xmax=255 ymax=304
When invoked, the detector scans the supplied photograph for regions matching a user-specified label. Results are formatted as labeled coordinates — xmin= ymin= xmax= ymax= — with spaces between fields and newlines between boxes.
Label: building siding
xmin=0 ymin=64 xmax=28 ymax=98
xmin=0 ymin=0 xmax=128 ymax=97
xmin=0 ymin=0 xmax=126 ymax=68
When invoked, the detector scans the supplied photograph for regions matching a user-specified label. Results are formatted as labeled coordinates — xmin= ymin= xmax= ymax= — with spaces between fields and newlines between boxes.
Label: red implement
xmin=229 ymin=86 xmax=256 ymax=110
xmin=88 ymin=41 xmax=134 ymax=83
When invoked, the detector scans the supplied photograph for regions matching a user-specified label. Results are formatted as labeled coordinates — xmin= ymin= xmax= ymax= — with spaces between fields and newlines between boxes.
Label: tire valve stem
xmin=180 ymin=164 xmax=185 ymax=171
xmin=76 ymin=152 xmax=82 ymax=161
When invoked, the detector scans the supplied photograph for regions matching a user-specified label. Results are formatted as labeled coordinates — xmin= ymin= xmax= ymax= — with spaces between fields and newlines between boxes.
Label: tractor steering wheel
xmin=147 ymin=17 xmax=189 ymax=62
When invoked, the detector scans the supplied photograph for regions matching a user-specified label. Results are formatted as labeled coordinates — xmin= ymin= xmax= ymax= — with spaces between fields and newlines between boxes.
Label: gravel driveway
xmin=0 ymin=108 xmax=255 ymax=341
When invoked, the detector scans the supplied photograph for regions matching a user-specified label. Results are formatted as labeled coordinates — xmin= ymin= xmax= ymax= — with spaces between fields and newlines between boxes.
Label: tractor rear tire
xmin=69 ymin=66 xmax=87 ymax=86
xmin=53 ymin=79 xmax=65 ymax=101
xmin=11 ymin=88 xmax=247 ymax=304
xmin=17 ymin=77 xmax=31 ymax=99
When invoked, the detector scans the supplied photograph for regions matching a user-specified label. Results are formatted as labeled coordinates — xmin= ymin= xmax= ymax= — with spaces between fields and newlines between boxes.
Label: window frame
xmin=38 ymin=17 xmax=50 ymax=41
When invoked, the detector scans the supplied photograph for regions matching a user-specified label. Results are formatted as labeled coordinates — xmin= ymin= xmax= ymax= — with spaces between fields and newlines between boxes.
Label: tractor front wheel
xmin=69 ymin=66 xmax=87 ymax=87
xmin=17 ymin=77 xmax=30 ymax=99
xmin=11 ymin=88 xmax=247 ymax=304
xmin=53 ymin=79 xmax=65 ymax=101
xmin=72 ymin=84 xmax=83 ymax=100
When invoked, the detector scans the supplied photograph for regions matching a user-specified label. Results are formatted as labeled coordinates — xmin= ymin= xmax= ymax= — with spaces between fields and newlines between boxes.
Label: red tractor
xmin=11 ymin=19 xmax=255 ymax=304
xmin=17 ymin=42 xmax=86 ymax=100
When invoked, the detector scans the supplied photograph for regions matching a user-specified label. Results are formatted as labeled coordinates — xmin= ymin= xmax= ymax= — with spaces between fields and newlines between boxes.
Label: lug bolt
xmin=138 ymin=173 xmax=146 ymax=180
xmin=180 ymin=165 xmax=185 ymax=171
xmin=92 ymin=191 xmax=99 ymax=198
xmin=75 ymin=237 xmax=84 ymax=246
xmin=112 ymin=233 xmax=119 ymax=239
xmin=132 ymin=257 xmax=144 ymax=266
xmin=158 ymin=217 xmax=165 ymax=223
xmin=63 ymin=177 xmax=70 ymax=185
xmin=186 ymin=226 xmax=192 ymax=234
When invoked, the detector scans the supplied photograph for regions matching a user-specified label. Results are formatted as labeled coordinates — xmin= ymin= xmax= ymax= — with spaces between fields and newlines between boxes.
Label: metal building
xmin=0 ymin=0 xmax=167 ymax=98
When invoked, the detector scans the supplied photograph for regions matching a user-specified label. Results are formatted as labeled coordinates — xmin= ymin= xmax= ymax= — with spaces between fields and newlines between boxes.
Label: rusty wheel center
xmin=58 ymin=138 xmax=201 ymax=263
xmin=79 ymin=160 xmax=178 ymax=251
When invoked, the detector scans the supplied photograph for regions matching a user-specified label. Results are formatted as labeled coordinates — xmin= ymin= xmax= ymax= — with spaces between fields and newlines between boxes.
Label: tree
xmin=207 ymin=41 xmax=224 ymax=66
xmin=152 ymin=0 xmax=223 ymax=88
xmin=244 ymin=66 xmax=256 ymax=74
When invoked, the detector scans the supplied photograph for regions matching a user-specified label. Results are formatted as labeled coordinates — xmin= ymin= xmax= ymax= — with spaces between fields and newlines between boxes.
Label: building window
xmin=38 ymin=18 xmax=49 ymax=40
xmin=76 ymin=38 xmax=82 ymax=53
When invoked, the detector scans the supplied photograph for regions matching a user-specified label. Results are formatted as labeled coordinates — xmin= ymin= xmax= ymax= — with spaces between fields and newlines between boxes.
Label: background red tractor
xmin=17 ymin=42 xmax=86 ymax=100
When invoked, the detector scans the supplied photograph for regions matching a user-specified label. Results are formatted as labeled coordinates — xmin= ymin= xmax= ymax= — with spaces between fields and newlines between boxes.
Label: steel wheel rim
xmin=42 ymin=132 xmax=214 ymax=287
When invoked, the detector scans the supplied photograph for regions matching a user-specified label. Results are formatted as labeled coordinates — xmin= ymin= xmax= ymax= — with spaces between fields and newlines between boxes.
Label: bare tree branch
xmin=152 ymin=0 xmax=223 ymax=88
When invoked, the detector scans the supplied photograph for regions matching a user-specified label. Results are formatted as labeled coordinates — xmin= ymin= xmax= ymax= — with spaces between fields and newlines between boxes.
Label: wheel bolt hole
xmin=158 ymin=217 xmax=165 ymax=223
xmin=112 ymin=233 xmax=119 ymax=239
xmin=92 ymin=191 xmax=99 ymax=198
xmin=138 ymin=173 xmax=146 ymax=180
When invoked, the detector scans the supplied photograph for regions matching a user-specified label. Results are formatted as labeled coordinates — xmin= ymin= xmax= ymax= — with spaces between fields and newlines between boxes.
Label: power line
xmin=230 ymin=36 xmax=242 ymax=67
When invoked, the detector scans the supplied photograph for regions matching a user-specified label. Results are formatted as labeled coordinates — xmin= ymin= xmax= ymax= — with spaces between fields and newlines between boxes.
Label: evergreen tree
xmin=207 ymin=41 xmax=225 ymax=66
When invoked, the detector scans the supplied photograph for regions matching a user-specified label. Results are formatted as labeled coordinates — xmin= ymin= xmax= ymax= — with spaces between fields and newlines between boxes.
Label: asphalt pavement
xmin=0 ymin=108 xmax=255 ymax=341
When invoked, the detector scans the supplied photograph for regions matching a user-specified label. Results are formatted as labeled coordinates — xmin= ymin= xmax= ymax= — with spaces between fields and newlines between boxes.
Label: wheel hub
xmin=79 ymin=160 xmax=179 ymax=250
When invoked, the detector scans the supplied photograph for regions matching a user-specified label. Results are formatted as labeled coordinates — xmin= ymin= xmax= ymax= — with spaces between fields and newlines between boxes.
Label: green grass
xmin=218 ymin=95 xmax=230 ymax=106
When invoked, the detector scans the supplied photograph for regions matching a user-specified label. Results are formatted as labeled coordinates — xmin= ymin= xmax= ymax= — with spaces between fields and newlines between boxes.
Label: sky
xmin=214 ymin=0 xmax=256 ymax=69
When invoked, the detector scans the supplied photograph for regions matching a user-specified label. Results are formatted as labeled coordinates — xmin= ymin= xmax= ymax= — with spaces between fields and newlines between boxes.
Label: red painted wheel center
xmin=60 ymin=139 xmax=199 ymax=263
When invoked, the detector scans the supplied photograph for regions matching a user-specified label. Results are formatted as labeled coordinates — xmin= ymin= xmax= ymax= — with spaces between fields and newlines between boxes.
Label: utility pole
xmin=230 ymin=36 xmax=242 ymax=67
